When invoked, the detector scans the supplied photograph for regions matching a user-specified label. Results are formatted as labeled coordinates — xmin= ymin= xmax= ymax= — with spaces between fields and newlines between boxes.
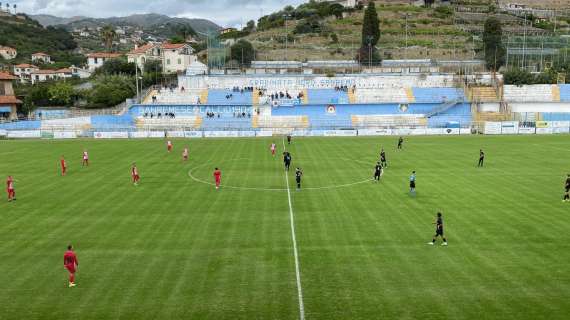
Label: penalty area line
xmin=282 ymin=138 xmax=306 ymax=320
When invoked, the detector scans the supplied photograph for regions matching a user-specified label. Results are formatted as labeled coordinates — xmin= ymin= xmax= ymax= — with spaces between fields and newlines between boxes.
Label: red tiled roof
xmin=14 ymin=64 xmax=37 ymax=68
xmin=87 ymin=52 xmax=123 ymax=58
xmin=0 ymin=72 xmax=18 ymax=80
xmin=128 ymin=43 xmax=156 ymax=55
xmin=32 ymin=52 xmax=50 ymax=56
xmin=31 ymin=69 xmax=58 ymax=75
xmin=56 ymin=68 xmax=73 ymax=74
xmin=0 ymin=46 xmax=16 ymax=51
xmin=0 ymin=96 xmax=21 ymax=104
xmin=162 ymin=43 xmax=186 ymax=50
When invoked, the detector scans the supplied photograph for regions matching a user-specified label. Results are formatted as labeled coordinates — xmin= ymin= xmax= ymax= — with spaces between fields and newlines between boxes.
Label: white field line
xmin=283 ymin=138 xmax=305 ymax=320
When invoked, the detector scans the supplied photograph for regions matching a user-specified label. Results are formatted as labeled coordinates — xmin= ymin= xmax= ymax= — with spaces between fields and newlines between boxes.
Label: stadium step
xmin=471 ymin=87 xmax=499 ymax=102
xmin=256 ymin=116 xmax=309 ymax=128
xmin=252 ymin=88 xmax=260 ymax=105
xmin=351 ymin=115 xmax=426 ymax=127
xmin=252 ymin=115 xmax=258 ymax=128
xmin=143 ymin=90 xmax=158 ymax=104
xmin=405 ymin=87 xmax=415 ymax=103
xmin=348 ymin=89 xmax=357 ymax=104
xmin=302 ymin=89 xmax=309 ymax=104
xmin=552 ymin=85 xmax=561 ymax=102
xmin=199 ymin=90 xmax=209 ymax=104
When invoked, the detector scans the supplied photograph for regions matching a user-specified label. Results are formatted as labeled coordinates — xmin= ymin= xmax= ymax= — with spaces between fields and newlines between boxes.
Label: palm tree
xmin=100 ymin=25 xmax=117 ymax=52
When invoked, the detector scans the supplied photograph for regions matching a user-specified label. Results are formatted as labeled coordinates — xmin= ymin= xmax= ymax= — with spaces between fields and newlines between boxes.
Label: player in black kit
xmin=397 ymin=136 xmax=404 ymax=150
xmin=287 ymin=134 xmax=292 ymax=145
xmin=478 ymin=149 xmax=485 ymax=167
xmin=562 ymin=174 xmax=570 ymax=202
xmin=295 ymin=168 xmax=303 ymax=190
xmin=380 ymin=148 xmax=387 ymax=168
xmin=283 ymin=152 xmax=292 ymax=171
xmin=373 ymin=162 xmax=383 ymax=182
xmin=428 ymin=212 xmax=448 ymax=246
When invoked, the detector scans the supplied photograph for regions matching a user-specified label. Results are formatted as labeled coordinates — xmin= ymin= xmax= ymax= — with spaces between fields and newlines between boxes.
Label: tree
xmin=230 ymin=40 xmax=255 ymax=67
xmin=244 ymin=20 xmax=256 ymax=33
xmin=329 ymin=3 xmax=345 ymax=19
xmin=48 ymin=82 xmax=74 ymax=106
xmin=483 ymin=17 xmax=506 ymax=72
xmin=89 ymin=75 xmax=136 ymax=108
xmin=177 ymin=25 xmax=196 ymax=41
xmin=100 ymin=25 xmax=117 ymax=52
xmin=359 ymin=2 xmax=381 ymax=65
xmin=95 ymin=58 xmax=136 ymax=76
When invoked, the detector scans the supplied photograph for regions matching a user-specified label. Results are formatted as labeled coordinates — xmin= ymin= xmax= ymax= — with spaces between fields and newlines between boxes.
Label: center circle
xmin=187 ymin=158 xmax=374 ymax=191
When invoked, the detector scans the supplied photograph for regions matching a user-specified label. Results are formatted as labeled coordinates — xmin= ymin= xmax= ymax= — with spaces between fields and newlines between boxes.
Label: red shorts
xmin=65 ymin=265 xmax=76 ymax=273
xmin=168 ymin=146 xmax=172 ymax=151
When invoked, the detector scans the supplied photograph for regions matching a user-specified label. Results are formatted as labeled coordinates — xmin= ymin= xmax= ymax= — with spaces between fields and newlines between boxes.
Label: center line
xmin=283 ymin=138 xmax=306 ymax=320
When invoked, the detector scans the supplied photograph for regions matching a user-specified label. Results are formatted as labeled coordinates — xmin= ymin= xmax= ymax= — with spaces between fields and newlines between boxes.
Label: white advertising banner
xmin=148 ymin=131 xmax=166 ymax=138
xmin=291 ymin=129 xmax=311 ymax=136
xmin=552 ymin=127 xmax=570 ymax=134
xmin=7 ymin=130 xmax=41 ymax=138
xmin=94 ymin=132 xmax=129 ymax=139
xmin=204 ymin=131 xmax=240 ymax=138
xmin=358 ymin=129 xmax=393 ymax=136
xmin=536 ymin=127 xmax=553 ymax=134
xmin=409 ymin=128 xmax=427 ymax=135
xmin=518 ymin=127 xmax=535 ymax=134
xmin=501 ymin=121 xmax=519 ymax=134
xmin=129 ymin=131 xmax=149 ymax=138
xmin=443 ymin=128 xmax=460 ymax=135
xmin=256 ymin=131 xmax=273 ymax=137
xmin=184 ymin=131 xmax=203 ymax=138
xmin=460 ymin=128 xmax=472 ymax=135
xmin=0 ymin=129 xmax=7 ymax=137
xmin=322 ymin=130 xmax=357 ymax=137
xmin=549 ymin=121 xmax=570 ymax=128
xmin=167 ymin=131 xmax=186 ymax=138
xmin=308 ymin=130 xmax=325 ymax=136
xmin=392 ymin=128 xmax=413 ymax=136
xmin=238 ymin=131 xmax=256 ymax=137
xmin=484 ymin=122 xmax=502 ymax=135
xmin=425 ymin=128 xmax=445 ymax=135
xmin=53 ymin=131 xmax=77 ymax=139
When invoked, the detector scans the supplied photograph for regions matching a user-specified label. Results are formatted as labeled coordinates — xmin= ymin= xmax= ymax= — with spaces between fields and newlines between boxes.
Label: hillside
xmin=0 ymin=14 xmax=84 ymax=66
xmin=239 ymin=0 xmax=565 ymax=63
xmin=31 ymin=13 xmax=221 ymax=35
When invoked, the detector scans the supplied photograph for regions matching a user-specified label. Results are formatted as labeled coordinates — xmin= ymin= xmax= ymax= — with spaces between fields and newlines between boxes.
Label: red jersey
xmin=131 ymin=167 xmax=138 ymax=176
xmin=6 ymin=178 xmax=13 ymax=190
xmin=61 ymin=159 xmax=67 ymax=168
xmin=214 ymin=170 xmax=221 ymax=180
xmin=63 ymin=250 xmax=78 ymax=268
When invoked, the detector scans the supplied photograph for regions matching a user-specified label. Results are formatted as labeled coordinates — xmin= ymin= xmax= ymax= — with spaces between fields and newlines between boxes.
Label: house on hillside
xmin=0 ymin=46 xmax=17 ymax=60
xmin=0 ymin=72 xmax=21 ymax=120
xmin=30 ymin=69 xmax=73 ymax=85
xmin=31 ymin=52 xmax=52 ymax=64
xmin=127 ymin=43 xmax=161 ymax=71
xmin=13 ymin=64 xmax=40 ymax=83
xmin=161 ymin=43 xmax=197 ymax=74
xmin=86 ymin=52 xmax=123 ymax=71
xmin=220 ymin=28 xmax=237 ymax=35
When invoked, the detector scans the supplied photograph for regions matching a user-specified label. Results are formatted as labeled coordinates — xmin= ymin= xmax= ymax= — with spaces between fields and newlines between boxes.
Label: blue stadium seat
xmin=559 ymin=85 xmax=570 ymax=102
xmin=412 ymin=88 xmax=465 ymax=103
xmin=307 ymin=89 xmax=349 ymax=104
xmin=0 ymin=120 xmax=41 ymax=130
xmin=207 ymin=90 xmax=253 ymax=105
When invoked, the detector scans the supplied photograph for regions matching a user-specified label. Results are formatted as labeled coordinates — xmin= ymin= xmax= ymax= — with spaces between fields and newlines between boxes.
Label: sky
xmin=10 ymin=0 xmax=307 ymax=27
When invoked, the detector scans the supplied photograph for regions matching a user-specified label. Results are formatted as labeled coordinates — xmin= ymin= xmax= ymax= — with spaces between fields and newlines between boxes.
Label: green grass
xmin=1 ymin=135 xmax=569 ymax=319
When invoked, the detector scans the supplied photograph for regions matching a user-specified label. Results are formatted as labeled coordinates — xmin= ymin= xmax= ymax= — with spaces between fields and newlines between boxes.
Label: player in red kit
xmin=213 ymin=168 xmax=221 ymax=189
xmin=6 ymin=175 xmax=15 ymax=202
xmin=131 ymin=163 xmax=140 ymax=185
xmin=60 ymin=156 xmax=67 ymax=176
xmin=270 ymin=143 xmax=276 ymax=156
xmin=64 ymin=245 xmax=78 ymax=288
xmin=182 ymin=147 xmax=189 ymax=161
xmin=167 ymin=140 xmax=173 ymax=153
xmin=82 ymin=150 xmax=89 ymax=166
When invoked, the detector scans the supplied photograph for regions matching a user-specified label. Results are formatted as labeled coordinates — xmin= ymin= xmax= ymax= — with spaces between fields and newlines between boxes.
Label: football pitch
xmin=0 ymin=135 xmax=569 ymax=319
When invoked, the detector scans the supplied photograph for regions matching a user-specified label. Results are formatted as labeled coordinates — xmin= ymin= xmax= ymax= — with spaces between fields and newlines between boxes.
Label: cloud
xmin=12 ymin=0 xmax=306 ymax=26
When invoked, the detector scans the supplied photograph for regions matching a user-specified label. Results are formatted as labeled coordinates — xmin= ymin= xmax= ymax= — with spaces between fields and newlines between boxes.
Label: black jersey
xmin=380 ymin=151 xmax=386 ymax=160
xmin=436 ymin=217 xmax=443 ymax=230
xmin=375 ymin=164 xmax=382 ymax=174
xmin=480 ymin=152 xmax=485 ymax=159
xmin=295 ymin=170 xmax=302 ymax=180
xmin=565 ymin=178 xmax=570 ymax=187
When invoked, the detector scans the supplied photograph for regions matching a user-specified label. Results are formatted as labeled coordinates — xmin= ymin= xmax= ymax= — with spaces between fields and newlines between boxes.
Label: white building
xmin=30 ymin=68 xmax=73 ymax=85
xmin=161 ymin=43 xmax=197 ymax=74
xmin=31 ymin=52 xmax=52 ymax=64
xmin=127 ymin=43 xmax=162 ymax=71
xmin=315 ymin=0 xmax=357 ymax=8
xmin=0 ymin=46 xmax=17 ymax=60
xmin=13 ymin=64 xmax=39 ymax=83
xmin=86 ymin=52 xmax=123 ymax=71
